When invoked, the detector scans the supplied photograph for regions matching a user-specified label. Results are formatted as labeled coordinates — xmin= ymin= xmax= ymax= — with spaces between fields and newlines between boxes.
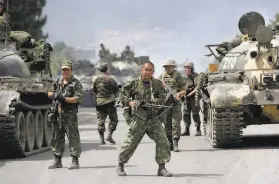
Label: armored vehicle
xmin=197 ymin=12 xmax=279 ymax=148
xmin=0 ymin=17 xmax=54 ymax=158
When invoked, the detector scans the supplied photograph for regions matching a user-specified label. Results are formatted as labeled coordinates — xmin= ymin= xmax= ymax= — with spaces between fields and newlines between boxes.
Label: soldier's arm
xmin=65 ymin=81 xmax=84 ymax=104
xmin=111 ymin=78 xmax=119 ymax=93
xmin=177 ymin=74 xmax=186 ymax=91
xmin=152 ymin=80 xmax=167 ymax=105
xmin=118 ymin=81 xmax=134 ymax=107
xmin=92 ymin=78 xmax=98 ymax=93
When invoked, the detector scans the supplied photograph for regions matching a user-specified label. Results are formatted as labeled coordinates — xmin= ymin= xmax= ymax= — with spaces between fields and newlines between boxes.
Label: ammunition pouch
xmin=131 ymin=106 xmax=147 ymax=120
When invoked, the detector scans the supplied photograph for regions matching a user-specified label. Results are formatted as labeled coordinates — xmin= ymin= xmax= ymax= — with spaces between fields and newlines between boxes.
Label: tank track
xmin=205 ymin=106 xmax=244 ymax=148
xmin=0 ymin=108 xmax=52 ymax=159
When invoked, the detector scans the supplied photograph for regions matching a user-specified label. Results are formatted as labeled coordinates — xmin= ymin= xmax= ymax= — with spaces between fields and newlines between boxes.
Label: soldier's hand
xmin=56 ymin=93 xmax=65 ymax=101
xmin=175 ymin=93 xmax=181 ymax=101
xmin=129 ymin=100 xmax=139 ymax=108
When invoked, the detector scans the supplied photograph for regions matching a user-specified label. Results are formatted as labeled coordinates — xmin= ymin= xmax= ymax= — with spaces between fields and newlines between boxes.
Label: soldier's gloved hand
xmin=56 ymin=93 xmax=65 ymax=102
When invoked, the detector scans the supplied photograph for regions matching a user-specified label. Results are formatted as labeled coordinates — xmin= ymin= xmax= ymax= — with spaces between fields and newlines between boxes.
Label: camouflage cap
xmin=100 ymin=63 xmax=108 ymax=71
xmin=162 ymin=59 xmax=176 ymax=67
xmin=61 ymin=61 xmax=72 ymax=70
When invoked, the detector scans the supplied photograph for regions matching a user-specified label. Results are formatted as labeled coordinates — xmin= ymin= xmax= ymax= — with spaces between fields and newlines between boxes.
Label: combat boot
xmin=99 ymin=132 xmax=106 ymax=144
xmin=157 ymin=163 xmax=173 ymax=177
xmin=116 ymin=163 xmax=127 ymax=176
xmin=48 ymin=154 xmax=62 ymax=169
xmin=195 ymin=125 xmax=202 ymax=136
xmin=181 ymin=127 xmax=190 ymax=136
xmin=106 ymin=129 xmax=116 ymax=144
xmin=173 ymin=139 xmax=179 ymax=152
xmin=68 ymin=156 xmax=79 ymax=170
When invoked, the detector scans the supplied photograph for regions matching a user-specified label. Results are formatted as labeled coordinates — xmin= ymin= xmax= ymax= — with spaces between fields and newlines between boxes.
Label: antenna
xmin=4 ymin=0 xmax=9 ymax=50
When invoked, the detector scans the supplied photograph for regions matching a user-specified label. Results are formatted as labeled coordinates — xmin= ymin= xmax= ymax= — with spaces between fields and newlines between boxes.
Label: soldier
xmin=158 ymin=59 xmax=186 ymax=152
xmin=178 ymin=62 xmax=201 ymax=136
xmin=92 ymin=63 xmax=119 ymax=144
xmin=99 ymin=43 xmax=112 ymax=63
xmin=121 ymin=45 xmax=134 ymax=61
xmin=47 ymin=61 xmax=83 ymax=170
xmin=216 ymin=38 xmax=242 ymax=56
xmin=0 ymin=0 xmax=9 ymax=23
xmin=116 ymin=61 xmax=172 ymax=177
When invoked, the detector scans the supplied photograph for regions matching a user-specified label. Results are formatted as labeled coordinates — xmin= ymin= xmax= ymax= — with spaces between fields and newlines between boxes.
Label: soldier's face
xmin=141 ymin=63 xmax=154 ymax=79
xmin=184 ymin=66 xmax=192 ymax=76
xmin=62 ymin=68 xmax=72 ymax=79
xmin=164 ymin=65 xmax=174 ymax=74
xmin=0 ymin=6 xmax=3 ymax=13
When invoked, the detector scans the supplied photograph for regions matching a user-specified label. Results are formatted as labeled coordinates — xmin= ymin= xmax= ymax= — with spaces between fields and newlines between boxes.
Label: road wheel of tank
xmin=43 ymin=109 xmax=53 ymax=147
xmin=205 ymin=107 xmax=217 ymax=147
xmin=25 ymin=111 xmax=35 ymax=152
xmin=34 ymin=110 xmax=44 ymax=149
xmin=15 ymin=111 xmax=26 ymax=151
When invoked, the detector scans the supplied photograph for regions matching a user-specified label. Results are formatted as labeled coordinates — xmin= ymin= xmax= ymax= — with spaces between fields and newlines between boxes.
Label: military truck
xmin=196 ymin=12 xmax=279 ymax=148
xmin=0 ymin=16 xmax=54 ymax=158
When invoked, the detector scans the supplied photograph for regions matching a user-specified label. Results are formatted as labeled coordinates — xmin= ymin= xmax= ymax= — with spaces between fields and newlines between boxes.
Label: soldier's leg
xmin=181 ymin=101 xmax=192 ymax=136
xmin=117 ymin=118 xmax=147 ymax=176
xmin=49 ymin=122 xmax=66 ymax=169
xmin=64 ymin=113 xmax=82 ymax=169
xmin=172 ymin=103 xmax=182 ymax=152
xmin=96 ymin=105 xmax=108 ymax=144
xmin=190 ymin=99 xmax=202 ymax=136
xmin=165 ymin=109 xmax=173 ymax=151
xmin=146 ymin=119 xmax=172 ymax=177
xmin=106 ymin=102 xmax=118 ymax=144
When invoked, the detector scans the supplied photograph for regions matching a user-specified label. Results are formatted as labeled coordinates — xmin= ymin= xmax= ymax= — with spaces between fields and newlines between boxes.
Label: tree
xmin=268 ymin=12 xmax=279 ymax=29
xmin=7 ymin=0 xmax=48 ymax=39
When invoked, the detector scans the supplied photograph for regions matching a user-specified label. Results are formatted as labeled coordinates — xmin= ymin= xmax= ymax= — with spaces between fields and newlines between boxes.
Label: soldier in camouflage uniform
xmin=121 ymin=45 xmax=134 ymax=61
xmin=216 ymin=38 xmax=241 ymax=56
xmin=116 ymin=61 xmax=172 ymax=177
xmin=178 ymin=62 xmax=202 ymax=136
xmin=47 ymin=61 xmax=83 ymax=170
xmin=92 ymin=63 xmax=119 ymax=144
xmin=158 ymin=59 xmax=186 ymax=152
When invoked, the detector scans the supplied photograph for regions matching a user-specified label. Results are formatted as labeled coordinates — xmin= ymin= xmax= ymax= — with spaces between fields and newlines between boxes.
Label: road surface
xmin=1 ymin=108 xmax=279 ymax=184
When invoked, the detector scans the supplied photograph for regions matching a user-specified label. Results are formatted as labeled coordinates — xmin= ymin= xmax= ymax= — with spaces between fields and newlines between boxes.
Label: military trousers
xmin=164 ymin=103 xmax=182 ymax=140
xmin=51 ymin=112 xmax=81 ymax=158
xmin=96 ymin=102 xmax=118 ymax=133
xmin=183 ymin=97 xmax=201 ymax=128
xmin=118 ymin=116 xmax=171 ymax=164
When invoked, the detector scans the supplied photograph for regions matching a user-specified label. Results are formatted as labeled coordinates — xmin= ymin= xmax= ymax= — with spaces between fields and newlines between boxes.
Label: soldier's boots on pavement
xmin=99 ymin=132 xmax=106 ymax=144
xmin=116 ymin=163 xmax=127 ymax=176
xmin=157 ymin=163 xmax=173 ymax=177
xmin=106 ymin=129 xmax=116 ymax=144
xmin=195 ymin=125 xmax=202 ymax=136
xmin=181 ymin=127 xmax=190 ymax=136
xmin=48 ymin=155 xmax=62 ymax=169
xmin=68 ymin=156 xmax=80 ymax=170
xmin=173 ymin=139 xmax=179 ymax=152
xmin=117 ymin=163 xmax=172 ymax=177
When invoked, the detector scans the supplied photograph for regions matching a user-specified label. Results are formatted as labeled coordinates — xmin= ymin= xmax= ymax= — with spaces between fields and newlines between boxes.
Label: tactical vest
xmin=160 ymin=70 xmax=181 ymax=91
xmin=185 ymin=72 xmax=198 ymax=89
xmin=55 ymin=79 xmax=79 ymax=113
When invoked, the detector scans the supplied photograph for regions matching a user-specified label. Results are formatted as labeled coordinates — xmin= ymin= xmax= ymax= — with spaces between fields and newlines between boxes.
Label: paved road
xmin=1 ymin=108 xmax=279 ymax=184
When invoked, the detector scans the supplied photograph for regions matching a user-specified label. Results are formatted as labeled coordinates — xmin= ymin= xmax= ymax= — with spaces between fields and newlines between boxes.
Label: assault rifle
xmin=48 ymin=83 xmax=63 ymax=129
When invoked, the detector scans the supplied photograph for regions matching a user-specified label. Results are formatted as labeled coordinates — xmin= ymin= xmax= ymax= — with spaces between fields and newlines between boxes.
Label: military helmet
xmin=0 ymin=0 xmax=4 ymax=5
xmin=184 ymin=62 xmax=194 ymax=69
xmin=162 ymin=59 xmax=176 ymax=67
xmin=100 ymin=63 xmax=108 ymax=71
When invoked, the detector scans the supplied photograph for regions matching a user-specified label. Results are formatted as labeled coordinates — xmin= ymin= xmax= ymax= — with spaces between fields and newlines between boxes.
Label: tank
xmin=0 ymin=17 xmax=54 ymax=158
xmin=197 ymin=11 xmax=279 ymax=148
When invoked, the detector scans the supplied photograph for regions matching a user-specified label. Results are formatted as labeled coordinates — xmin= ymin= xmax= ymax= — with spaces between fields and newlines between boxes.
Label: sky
xmin=43 ymin=0 xmax=279 ymax=77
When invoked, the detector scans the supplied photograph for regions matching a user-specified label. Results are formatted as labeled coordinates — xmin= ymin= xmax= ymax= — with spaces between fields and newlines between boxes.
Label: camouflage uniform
xmin=181 ymin=62 xmax=202 ymax=136
xmin=158 ymin=59 xmax=186 ymax=152
xmin=116 ymin=75 xmax=172 ymax=177
xmin=48 ymin=61 xmax=83 ymax=170
xmin=216 ymin=38 xmax=242 ymax=56
xmin=92 ymin=63 xmax=119 ymax=144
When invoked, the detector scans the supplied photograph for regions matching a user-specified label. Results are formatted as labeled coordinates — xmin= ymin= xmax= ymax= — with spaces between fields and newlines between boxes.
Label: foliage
xmin=267 ymin=12 xmax=279 ymax=29
xmin=8 ymin=0 xmax=48 ymax=40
